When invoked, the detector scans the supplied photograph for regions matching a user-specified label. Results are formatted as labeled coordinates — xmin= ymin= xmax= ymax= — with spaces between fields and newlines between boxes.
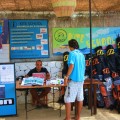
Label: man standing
xmin=25 ymin=60 xmax=51 ymax=107
xmin=64 ymin=39 xmax=85 ymax=120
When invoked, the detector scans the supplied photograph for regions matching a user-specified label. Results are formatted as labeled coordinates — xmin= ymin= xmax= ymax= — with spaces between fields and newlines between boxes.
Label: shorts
xmin=36 ymin=88 xmax=44 ymax=92
xmin=36 ymin=87 xmax=51 ymax=92
xmin=64 ymin=81 xmax=84 ymax=103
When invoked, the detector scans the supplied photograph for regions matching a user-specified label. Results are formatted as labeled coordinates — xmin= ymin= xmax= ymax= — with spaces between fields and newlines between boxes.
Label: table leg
xmin=89 ymin=84 xmax=93 ymax=116
xmin=75 ymin=100 xmax=77 ymax=116
xmin=88 ymin=86 xmax=91 ymax=109
xmin=59 ymin=87 xmax=62 ymax=117
xmin=53 ymin=87 xmax=55 ymax=107
xmin=93 ymin=85 xmax=97 ymax=114
xmin=25 ymin=89 xmax=28 ymax=119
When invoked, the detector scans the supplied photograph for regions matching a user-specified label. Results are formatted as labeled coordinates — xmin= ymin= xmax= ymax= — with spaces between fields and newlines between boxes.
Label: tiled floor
xmin=0 ymin=103 xmax=120 ymax=120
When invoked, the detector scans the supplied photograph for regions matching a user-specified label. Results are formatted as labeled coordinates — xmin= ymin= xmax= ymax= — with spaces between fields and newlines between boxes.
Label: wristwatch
xmin=64 ymin=75 xmax=69 ymax=79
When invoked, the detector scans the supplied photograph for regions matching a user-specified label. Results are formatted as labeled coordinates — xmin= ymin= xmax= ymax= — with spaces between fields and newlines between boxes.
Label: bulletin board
xmin=9 ymin=20 xmax=49 ymax=59
xmin=0 ymin=63 xmax=17 ymax=116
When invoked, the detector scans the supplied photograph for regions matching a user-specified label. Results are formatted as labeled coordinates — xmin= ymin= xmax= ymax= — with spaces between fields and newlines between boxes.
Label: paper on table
xmin=21 ymin=77 xmax=44 ymax=86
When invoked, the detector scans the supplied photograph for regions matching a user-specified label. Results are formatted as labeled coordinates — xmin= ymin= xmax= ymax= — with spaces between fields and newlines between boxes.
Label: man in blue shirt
xmin=64 ymin=39 xmax=85 ymax=120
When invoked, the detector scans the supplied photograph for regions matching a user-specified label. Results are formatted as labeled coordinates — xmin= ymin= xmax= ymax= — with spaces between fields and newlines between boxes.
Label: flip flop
xmin=36 ymin=105 xmax=42 ymax=109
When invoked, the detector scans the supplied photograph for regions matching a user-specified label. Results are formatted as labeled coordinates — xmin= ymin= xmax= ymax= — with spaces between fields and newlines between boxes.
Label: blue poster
xmin=0 ymin=19 xmax=8 ymax=49
xmin=0 ymin=19 xmax=8 ymax=44
xmin=9 ymin=20 xmax=49 ymax=59
xmin=0 ymin=63 xmax=17 ymax=116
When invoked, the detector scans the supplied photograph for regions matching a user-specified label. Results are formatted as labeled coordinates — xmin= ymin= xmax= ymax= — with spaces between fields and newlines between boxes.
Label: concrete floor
xmin=0 ymin=103 xmax=120 ymax=120
xmin=0 ymin=89 xmax=120 ymax=120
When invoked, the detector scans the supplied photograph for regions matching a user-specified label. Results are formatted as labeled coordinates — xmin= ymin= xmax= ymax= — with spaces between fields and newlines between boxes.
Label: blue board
xmin=9 ymin=20 xmax=49 ymax=59
xmin=0 ymin=63 xmax=17 ymax=116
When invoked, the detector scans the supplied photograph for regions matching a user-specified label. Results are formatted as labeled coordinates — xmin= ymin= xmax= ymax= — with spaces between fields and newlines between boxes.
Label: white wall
xmin=15 ymin=61 xmax=63 ymax=78
xmin=15 ymin=61 xmax=63 ymax=104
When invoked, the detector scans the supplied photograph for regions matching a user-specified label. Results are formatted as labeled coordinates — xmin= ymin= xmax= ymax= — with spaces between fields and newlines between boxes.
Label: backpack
xmin=99 ymin=84 xmax=114 ymax=109
xmin=112 ymin=79 xmax=120 ymax=113
xmin=96 ymin=93 xmax=105 ymax=108
xmin=107 ymin=70 xmax=120 ymax=113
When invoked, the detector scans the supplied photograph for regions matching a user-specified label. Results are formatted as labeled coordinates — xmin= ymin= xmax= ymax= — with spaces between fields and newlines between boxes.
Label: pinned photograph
xmin=36 ymin=34 xmax=43 ymax=39
xmin=40 ymin=28 xmax=47 ymax=33
xmin=41 ymin=50 xmax=48 ymax=55
xmin=41 ymin=39 xmax=48 ymax=44
xmin=36 ymin=45 xmax=43 ymax=50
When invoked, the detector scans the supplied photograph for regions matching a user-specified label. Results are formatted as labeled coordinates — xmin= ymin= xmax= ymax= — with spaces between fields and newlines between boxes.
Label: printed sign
xmin=0 ymin=63 xmax=17 ymax=116
xmin=9 ymin=20 xmax=49 ymax=59
xmin=53 ymin=27 xmax=120 ymax=55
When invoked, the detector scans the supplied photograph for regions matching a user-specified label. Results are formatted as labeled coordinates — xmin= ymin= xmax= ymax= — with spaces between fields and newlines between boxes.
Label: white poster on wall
xmin=0 ymin=44 xmax=10 ymax=63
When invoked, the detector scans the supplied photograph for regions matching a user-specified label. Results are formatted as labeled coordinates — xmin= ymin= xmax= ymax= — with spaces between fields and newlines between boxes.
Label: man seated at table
xmin=25 ymin=60 xmax=51 ymax=107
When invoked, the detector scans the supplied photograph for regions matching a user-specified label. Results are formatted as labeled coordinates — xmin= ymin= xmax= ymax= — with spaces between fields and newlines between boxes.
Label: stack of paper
xmin=21 ymin=77 xmax=44 ymax=86
xmin=46 ymin=78 xmax=64 ymax=85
